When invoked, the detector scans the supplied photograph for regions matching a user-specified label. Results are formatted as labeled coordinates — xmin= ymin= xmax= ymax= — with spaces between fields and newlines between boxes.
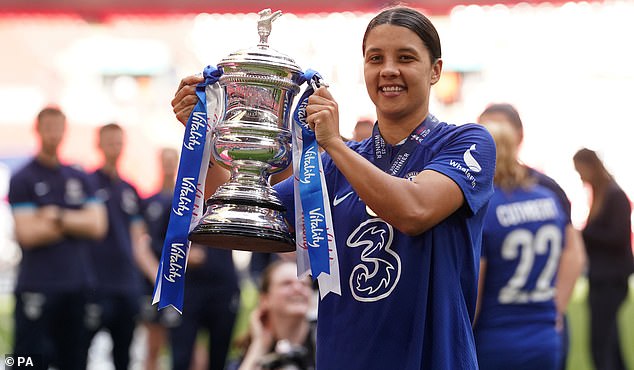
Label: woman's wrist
xmin=321 ymin=135 xmax=346 ymax=153
xmin=250 ymin=335 xmax=273 ymax=352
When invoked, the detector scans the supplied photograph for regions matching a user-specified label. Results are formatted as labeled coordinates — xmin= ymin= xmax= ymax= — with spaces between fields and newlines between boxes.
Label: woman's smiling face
xmin=363 ymin=24 xmax=441 ymax=123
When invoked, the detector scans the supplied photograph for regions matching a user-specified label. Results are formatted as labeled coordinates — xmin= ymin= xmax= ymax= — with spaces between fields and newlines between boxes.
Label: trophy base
xmin=189 ymin=223 xmax=295 ymax=253
xmin=188 ymin=202 xmax=295 ymax=253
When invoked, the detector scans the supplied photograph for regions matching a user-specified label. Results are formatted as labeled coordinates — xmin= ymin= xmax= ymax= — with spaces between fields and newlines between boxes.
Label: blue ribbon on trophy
xmin=292 ymin=69 xmax=341 ymax=298
xmin=152 ymin=65 xmax=223 ymax=312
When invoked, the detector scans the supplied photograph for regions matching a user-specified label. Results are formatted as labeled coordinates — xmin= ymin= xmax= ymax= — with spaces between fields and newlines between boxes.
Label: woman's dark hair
xmin=362 ymin=7 xmax=441 ymax=63
xmin=573 ymin=148 xmax=612 ymax=179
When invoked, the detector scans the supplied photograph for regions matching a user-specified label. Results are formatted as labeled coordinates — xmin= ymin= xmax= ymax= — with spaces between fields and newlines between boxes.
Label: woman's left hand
xmin=306 ymin=87 xmax=343 ymax=151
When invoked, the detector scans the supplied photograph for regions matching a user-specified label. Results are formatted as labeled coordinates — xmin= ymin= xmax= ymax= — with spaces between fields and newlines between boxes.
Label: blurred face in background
xmin=353 ymin=120 xmax=374 ymax=141
xmin=477 ymin=111 xmax=522 ymax=148
xmin=98 ymin=126 xmax=124 ymax=163
xmin=160 ymin=148 xmax=179 ymax=177
xmin=573 ymin=161 xmax=594 ymax=184
xmin=36 ymin=112 xmax=66 ymax=156
xmin=261 ymin=262 xmax=312 ymax=319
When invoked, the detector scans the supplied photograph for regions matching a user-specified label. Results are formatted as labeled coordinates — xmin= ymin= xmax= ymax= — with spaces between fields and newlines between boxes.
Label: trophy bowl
xmin=188 ymin=10 xmax=302 ymax=252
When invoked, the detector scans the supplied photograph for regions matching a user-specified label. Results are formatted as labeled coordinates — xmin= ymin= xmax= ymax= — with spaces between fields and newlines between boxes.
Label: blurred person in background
xmin=249 ymin=252 xmax=281 ymax=287
xmin=229 ymin=260 xmax=316 ymax=370
xmin=351 ymin=117 xmax=374 ymax=142
xmin=139 ymin=148 xmax=241 ymax=370
xmin=164 ymin=241 xmax=241 ymax=370
xmin=137 ymin=147 xmax=180 ymax=370
xmin=8 ymin=106 xmax=107 ymax=369
xmin=573 ymin=148 xmax=633 ymax=370
xmin=474 ymin=121 xmax=584 ymax=370
xmin=477 ymin=103 xmax=586 ymax=370
xmin=85 ymin=122 xmax=146 ymax=369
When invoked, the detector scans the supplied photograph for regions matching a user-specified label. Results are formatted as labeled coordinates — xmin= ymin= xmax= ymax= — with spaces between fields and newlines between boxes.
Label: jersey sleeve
xmin=274 ymin=175 xmax=296 ymax=228
xmin=8 ymin=170 xmax=36 ymax=210
xmin=80 ymin=170 xmax=102 ymax=205
xmin=425 ymin=123 xmax=496 ymax=215
xmin=129 ymin=184 xmax=145 ymax=223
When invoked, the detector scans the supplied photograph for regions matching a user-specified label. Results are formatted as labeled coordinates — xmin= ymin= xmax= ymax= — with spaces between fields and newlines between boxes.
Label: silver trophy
xmin=188 ymin=9 xmax=302 ymax=253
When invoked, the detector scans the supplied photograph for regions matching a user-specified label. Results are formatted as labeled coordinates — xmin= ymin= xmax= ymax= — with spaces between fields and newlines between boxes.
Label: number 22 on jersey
xmin=498 ymin=224 xmax=562 ymax=304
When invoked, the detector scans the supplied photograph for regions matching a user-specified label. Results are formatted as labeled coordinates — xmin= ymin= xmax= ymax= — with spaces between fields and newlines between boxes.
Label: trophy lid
xmin=218 ymin=9 xmax=302 ymax=74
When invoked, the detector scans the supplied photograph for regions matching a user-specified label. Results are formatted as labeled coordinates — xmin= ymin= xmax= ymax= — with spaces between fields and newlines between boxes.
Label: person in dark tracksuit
xmin=139 ymin=147 xmax=241 ymax=370
xmin=8 ymin=107 xmax=108 ymax=370
xmin=85 ymin=123 xmax=146 ymax=370
xmin=138 ymin=147 xmax=180 ymax=370
xmin=167 ymin=243 xmax=241 ymax=370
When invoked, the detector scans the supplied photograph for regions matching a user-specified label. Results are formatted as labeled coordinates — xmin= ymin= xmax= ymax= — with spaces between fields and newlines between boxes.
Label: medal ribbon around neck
xmin=372 ymin=114 xmax=439 ymax=176
xmin=152 ymin=65 xmax=223 ymax=313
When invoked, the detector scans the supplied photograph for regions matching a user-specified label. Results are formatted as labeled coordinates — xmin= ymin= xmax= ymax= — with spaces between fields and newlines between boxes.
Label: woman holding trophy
xmin=171 ymin=6 xmax=495 ymax=370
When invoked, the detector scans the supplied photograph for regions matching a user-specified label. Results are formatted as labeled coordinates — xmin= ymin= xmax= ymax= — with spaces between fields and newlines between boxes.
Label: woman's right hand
xmin=248 ymin=307 xmax=274 ymax=348
xmin=238 ymin=307 xmax=274 ymax=370
xmin=171 ymin=74 xmax=204 ymax=126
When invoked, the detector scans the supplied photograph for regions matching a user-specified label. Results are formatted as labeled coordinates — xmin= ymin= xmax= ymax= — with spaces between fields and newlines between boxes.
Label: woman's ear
xmin=259 ymin=294 xmax=270 ymax=310
xmin=431 ymin=58 xmax=443 ymax=85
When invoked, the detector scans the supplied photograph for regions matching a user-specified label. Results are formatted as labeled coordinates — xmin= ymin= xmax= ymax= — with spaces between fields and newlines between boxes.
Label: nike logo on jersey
xmin=463 ymin=144 xmax=482 ymax=173
xmin=333 ymin=191 xmax=354 ymax=206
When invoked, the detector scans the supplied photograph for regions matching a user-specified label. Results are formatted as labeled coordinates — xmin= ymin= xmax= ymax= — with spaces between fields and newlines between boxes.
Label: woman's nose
xmin=380 ymin=59 xmax=400 ymax=78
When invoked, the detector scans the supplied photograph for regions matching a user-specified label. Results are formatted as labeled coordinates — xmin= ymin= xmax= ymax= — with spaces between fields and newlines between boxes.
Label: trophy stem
xmin=212 ymin=160 xmax=282 ymax=208
xmin=188 ymin=161 xmax=295 ymax=252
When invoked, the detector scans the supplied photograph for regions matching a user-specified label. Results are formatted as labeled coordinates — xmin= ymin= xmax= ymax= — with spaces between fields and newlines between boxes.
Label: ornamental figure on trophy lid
xmin=257 ymin=8 xmax=282 ymax=45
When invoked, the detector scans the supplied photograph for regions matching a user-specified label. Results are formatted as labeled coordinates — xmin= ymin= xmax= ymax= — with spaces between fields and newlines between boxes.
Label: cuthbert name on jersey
xmin=496 ymin=198 xmax=559 ymax=227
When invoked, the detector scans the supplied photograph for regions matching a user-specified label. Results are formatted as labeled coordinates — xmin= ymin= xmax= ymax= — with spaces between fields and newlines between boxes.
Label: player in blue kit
xmin=474 ymin=122 xmax=583 ymax=370
xmin=8 ymin=107 xmax=107 ymax=370
xmin=86 ymin=123 xmax=146 ymax=370
xmin=172 ymin=7 xmax=496 ymax=370
xmin=477 ymin=103 xmax=586 ymax=370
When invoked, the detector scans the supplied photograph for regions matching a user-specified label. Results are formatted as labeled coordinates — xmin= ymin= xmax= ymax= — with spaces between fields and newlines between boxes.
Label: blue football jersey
xmin=474 ymin=185 xmax=567 ymax=370
xmin=275 ymin=121 xmax=495 ymax=370
xmin=8 ymin=159 xmax=99 ymax=293
xmin=89 ymin=169 xmax=144 ymax=294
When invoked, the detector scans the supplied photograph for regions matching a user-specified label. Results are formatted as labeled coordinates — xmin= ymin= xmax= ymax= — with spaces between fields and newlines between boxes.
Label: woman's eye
xmin=367 ymin=55 xmax=382 ymax=63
